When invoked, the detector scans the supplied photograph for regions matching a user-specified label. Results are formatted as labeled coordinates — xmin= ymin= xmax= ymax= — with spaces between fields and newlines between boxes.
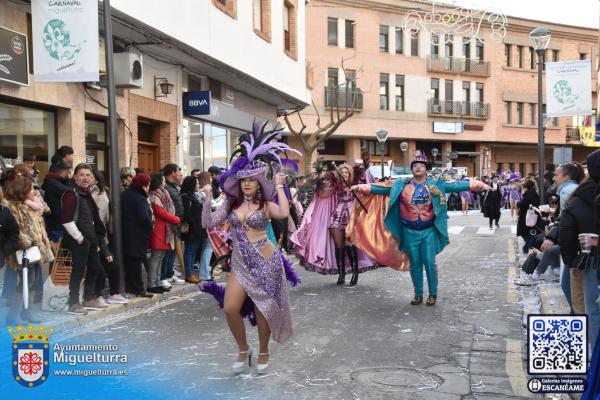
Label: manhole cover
xmin=351 ymin=367 xmax=443 ymax=391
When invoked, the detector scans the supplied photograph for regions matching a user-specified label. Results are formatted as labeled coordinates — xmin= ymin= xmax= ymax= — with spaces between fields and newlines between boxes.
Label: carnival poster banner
xmin=546 ymin=60 xmax=592 ymax=118
xmin=31 ymin=0 xmax=99 ymax=82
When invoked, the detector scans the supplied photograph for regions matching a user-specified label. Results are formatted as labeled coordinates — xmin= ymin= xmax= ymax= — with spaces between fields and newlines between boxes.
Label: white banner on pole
xmin=546 ymin=60 xmax=592 ymax=117
xmin=32 ymin=0 xmax=99 ymax=82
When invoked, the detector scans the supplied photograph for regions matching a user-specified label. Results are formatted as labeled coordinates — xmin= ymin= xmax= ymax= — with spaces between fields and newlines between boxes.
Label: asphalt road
xmin=46 ymin=210 xmax=535 ymax=400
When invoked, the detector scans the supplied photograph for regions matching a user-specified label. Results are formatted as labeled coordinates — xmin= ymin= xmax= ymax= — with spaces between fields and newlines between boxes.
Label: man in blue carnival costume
xmin=352 ymin=154 xmax=492 ymax=306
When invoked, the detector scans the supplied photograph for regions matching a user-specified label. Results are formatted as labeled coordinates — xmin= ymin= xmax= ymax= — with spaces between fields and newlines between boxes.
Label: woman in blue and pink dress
xmin=200 ymin=122 xmax=301 ymax=375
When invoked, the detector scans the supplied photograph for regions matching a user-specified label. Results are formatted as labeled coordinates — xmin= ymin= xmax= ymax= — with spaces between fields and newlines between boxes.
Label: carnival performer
xmin=352 ymin=154 xmax=491 ymax=306
xmin=291 ymin=163 xmax=376 ymax=283
xmin=507 ymin=173 xmax=522 ymax=220
xmin=482 ymin=174 xmax=502 ymax=229
xmin=459 ymin=178 xmax=474 ymax=215
xmin=200 ymin=122 xmax=301 ymax=375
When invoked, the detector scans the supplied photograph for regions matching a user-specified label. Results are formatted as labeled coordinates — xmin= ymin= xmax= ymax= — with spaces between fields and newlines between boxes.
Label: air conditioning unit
xmin=99 ymin=52 xmax=143 ymax=89
xmin=431 ymin=104 xmax=442 ymax=114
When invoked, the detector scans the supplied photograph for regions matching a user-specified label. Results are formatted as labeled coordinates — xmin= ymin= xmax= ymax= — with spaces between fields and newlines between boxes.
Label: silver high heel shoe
xmin=232 ymin=348 xmax=252 ymax=374
xmin=256 ymin=352 xmax=269 ymax=375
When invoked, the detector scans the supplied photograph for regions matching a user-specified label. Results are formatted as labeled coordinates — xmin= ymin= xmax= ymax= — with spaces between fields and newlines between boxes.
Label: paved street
xmin=41 ymin=210 xmax=535 ymax=400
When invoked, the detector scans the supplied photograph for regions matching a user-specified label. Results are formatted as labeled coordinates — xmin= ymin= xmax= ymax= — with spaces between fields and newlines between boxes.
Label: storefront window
xmin=85 ymin=118 xmax=109 ymax=183
xmin=182 ymin=119 xmax=204 ymax=174
xmin=205 ymin=124 xmax=228 ymax=169
xmin=0 ymin=102 xmax=55 ymax=178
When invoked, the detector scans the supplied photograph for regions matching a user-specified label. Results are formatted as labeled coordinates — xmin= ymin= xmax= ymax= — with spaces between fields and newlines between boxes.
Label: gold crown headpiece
xmin=8 ymin=324 xmax=53 ymax=343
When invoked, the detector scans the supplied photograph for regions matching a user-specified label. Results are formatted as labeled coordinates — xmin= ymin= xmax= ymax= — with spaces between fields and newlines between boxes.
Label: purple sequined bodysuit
xmin=203 ymin=201 xmax=293 ymax=343
xmin=329 ymin=189 xmax=353 ymax=230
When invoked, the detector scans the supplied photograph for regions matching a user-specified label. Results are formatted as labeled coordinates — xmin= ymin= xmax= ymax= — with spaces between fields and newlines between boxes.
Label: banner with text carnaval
xmin=546 ymin=60 xmax=592 ymax=118
xmin=32 ymin=0 xmax=99 ymax=82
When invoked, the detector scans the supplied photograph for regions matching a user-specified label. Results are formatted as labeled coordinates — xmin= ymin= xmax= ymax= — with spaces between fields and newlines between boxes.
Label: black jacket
xmin=165 ymin=180 xmax=184 ymax=218
xmin=559 ymin=180 xmax=598 ymax=266
xmin=517 ymin=189 xmax=540 ymax=237
xmin=211 ymin=179 xmax=221 ymax=200
xmin=482 ymin=182 xmax=502 ymax=219
xmin=181 ymin=192 xmax=207 ymax=241
xmin=121 ymin=186 xmax=154 ymax=258
xmin=0 ymin=204 xmax=19 ymax=256
xmin=42 ymin=173 xmax=72 ymax=231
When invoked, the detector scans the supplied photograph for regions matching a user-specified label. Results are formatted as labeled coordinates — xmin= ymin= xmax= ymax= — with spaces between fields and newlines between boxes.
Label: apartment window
xmin=346 ymin=69 xmax=356 ymax=89
xmin=475 ymin=82 xmax=484 ymax=102
xmin=410 ymin=29 xmax=419 ymax=56
xmin=529 ymin=47 xmax=535 ymax=69
xmin=212 ymin=0 xmax=237 ymax=19
xmin=445 ymin=34 xmax=453 ymax=57
xmin=517 ymin=102 xmax=524 ymax=124
xmin=253 ymin=0 xmax=271 ymax=41
xmin=504 ymin=44 xmax=512 ymax=67
xmin=462 ymin=81 xmax=471 ymax=102
xmin=580 ymin=53 xmax=588 ymax=60
xmin=552 ymin=49 xmax=559 ymax=62
xmin=345 ymin=20 xmax=355 ymax=48
xmin=542 ymin=49 xmax=547 ymax=70
xmin=517 ymin=45 xmax=524 ymax=68
xmin=475 ymin=39 xmax=484 ymax=60
xmin=395 ymin=28 xmax=403 ymax=54
xmin=327 ymin=17 xmax=338 ymax=46
xmin=209 ymin=78 xmax=222 ymax=100
xmin=380 ymin=73 xmax=389 ymax=110
xmin=431 ymin=34 xmax=439 ymax=57
xmin=431 ymin=78 xmax=440 ymax=100
xmin=283 ymin=1 xmax=297 ymax=59
xmin=552 ymin=116 xmax=559 ymax=128
xmin=529 ymin=103 xmax=536 ymax=125
xmin=445 ymin=79 xmax=453 ymax=101
xmin=379 ymin=25 xmax=389 ymax=53
xmin=462 ymin=37 xmax=470 ymax=59
xmin=395 ymin=75 xmax=405 ymax=111
xmin=504 ymin=102 xmax=512 ymax=124
xmin=327 ymin=68 xmax=338 ymax=87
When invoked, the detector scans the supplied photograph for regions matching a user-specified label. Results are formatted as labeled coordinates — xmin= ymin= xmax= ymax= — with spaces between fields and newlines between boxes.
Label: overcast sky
xmin=448 ymin=0 xmax=598 ymax=29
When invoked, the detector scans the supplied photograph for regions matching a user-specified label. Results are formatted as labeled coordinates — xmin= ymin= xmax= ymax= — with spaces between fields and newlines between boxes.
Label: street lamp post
xmin=431 ymin=148 xmax=439 ymax=168
xmin=400 ymin=141 xmax=409 ymax=172
xmin=376 ymin=128 xmax=389 ymax=179
xmin=529 ymin=26 xmax=551 ymax=204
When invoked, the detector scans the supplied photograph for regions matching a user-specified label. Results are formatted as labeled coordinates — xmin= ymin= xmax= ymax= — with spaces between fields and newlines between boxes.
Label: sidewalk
xmin=0 ymin=264 xmax=226 ymax=334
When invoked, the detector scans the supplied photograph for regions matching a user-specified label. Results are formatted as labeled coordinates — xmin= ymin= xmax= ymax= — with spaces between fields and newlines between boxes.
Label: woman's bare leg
xmin=254 ymin=306 xmax=271 ymax=364
xmin=223 ymin=272 xmax=249 ymax=361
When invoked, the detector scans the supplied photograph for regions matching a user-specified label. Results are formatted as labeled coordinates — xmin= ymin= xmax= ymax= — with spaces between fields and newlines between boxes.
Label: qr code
xmin=528 ymin=315 xmax=587 ymax=374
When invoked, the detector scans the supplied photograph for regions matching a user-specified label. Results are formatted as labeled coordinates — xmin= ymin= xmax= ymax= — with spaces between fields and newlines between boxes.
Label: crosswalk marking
xmin=448 ymin=226 xmax=465 ymax=235
xmin=476 ymin=227 xmax=496 ymax=235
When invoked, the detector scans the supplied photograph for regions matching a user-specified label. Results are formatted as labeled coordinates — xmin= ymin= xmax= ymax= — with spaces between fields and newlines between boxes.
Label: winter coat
xmin=517 ymin=189 xmax=540 ymax=238
xmin=0 ymin=202 xmax=19 ymax=256
xmin=149 ymin=199 xmax=180 ymax=250
xmin=121 ymin=186 xmax=154 ymax=258
xmin=6 ymin=199 xmax=54 ymax=269
xmin=90 ymin=186 xmax=111 ymax=227
xmin=482 ymin=182 xmax=502 ymax=220
xmin=181 ymin=192 xmax=207 ymax=241
xmin=559 ymin=180 xmax=599 ymax=267
xmin=42 ymin=173 xmax=72 ymax=231
xmin=165 ymin=180 xmax=184 ymax=218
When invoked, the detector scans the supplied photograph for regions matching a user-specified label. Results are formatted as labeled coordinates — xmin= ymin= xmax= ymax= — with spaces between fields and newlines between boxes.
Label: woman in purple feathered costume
xmin=459 ymin=176 xmax=474 ymax=215
xmin=199 ymin=122 xmax=301 ymax=375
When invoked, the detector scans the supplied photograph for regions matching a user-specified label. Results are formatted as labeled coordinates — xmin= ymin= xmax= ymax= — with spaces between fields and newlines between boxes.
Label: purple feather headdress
xmin=218 ymin=121 xmax=300 ymax=198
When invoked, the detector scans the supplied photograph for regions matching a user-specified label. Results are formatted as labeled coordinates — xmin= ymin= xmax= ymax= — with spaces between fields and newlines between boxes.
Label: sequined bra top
xmin=229 ymin=209 xmax=268 ymax=231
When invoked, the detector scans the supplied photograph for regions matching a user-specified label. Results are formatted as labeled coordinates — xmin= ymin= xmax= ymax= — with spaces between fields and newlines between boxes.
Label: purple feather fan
xmin=281 ymin=255 xmax=301 ymax=287
xmin=199 ymin=281 xmax=258 ymax=326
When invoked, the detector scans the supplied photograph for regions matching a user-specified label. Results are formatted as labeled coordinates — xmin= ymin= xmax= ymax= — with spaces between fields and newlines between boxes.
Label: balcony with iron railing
xmin=566 ymin=127 xmax=580 ymax=142
xmin=427 ymin=56 xmax=491 ymax=76
xmin=324 ymin=86 xmax=363 ymax=110
xmin=427 ymin=99 xmax=490 ymax=119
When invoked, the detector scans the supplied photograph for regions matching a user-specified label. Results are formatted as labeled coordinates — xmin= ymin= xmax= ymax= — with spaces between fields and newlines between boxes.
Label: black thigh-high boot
xmin=347 ymin=246 xmax=359 ymax=286
xmin=335 ymin=248 xmax=345 ymax=285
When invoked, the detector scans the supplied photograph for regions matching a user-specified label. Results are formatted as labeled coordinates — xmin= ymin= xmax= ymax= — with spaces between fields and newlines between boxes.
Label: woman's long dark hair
xmin=228 ymin=179 xmax=265 ymax=213
xmin=92 ymin=170 xmax=109 ymax=194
